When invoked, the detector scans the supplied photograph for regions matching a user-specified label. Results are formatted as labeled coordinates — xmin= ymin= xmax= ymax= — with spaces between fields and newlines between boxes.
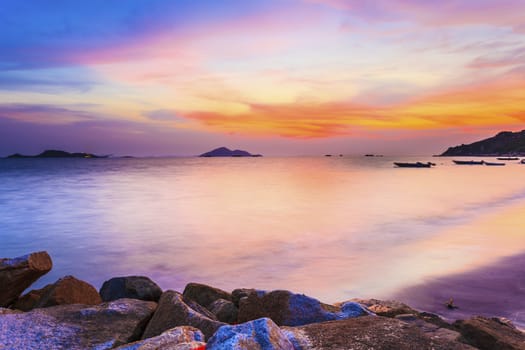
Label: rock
xmin=100 ymin=276 xmax=162 ymax=302
xmin=0 ymin=251 xmax=52 ymax=307
xmin=199 ymin=147 xmax=262 ymax=157
xmin=207 ymin=317 xmax=294 ymax=350
xmin=142 ymin=290 xmax=226 ymax=340
xmin=114 ymin=326 xmax=205 ymax=349
xmin=183 ymin=282 xmax=231 ymax=308
xmin=237 ymin=289 xmax=369 ymax=326
xmin=0 ymin=308 xmax=21 ymax=315
xmin=208 ymin=298 xmax=238 ymax=324
xmin=231 ymin=288 xmax=258 ymax=307
xmin=454 ymin=316 xmax=525 ymax=350
xmin=0 ymin=298 xmax=157 ymax=349
xmin=282 ymin=316 xmax=476 ymax=350
xmin=14 ymin=275 xmax=101 ymax=311
xmin=350 ymin=298 xmax=418 ymax=317
xmin=395 ymin=313 xmax=463 ymax=343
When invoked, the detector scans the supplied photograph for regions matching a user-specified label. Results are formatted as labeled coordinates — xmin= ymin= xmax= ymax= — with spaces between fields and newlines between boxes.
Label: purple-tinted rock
xmin=100 ymin=276 xmax=162 ymax=302
xmin=115 ymin=326 xmax=205 ymax=349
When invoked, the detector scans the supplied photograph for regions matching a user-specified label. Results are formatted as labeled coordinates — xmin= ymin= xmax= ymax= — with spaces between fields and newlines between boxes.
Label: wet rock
xmin=115 ymin=326 xmax=205 ymax=349
xmin=350 ymin=298 xmax=418 ymax=317
xmin=14 ymin=275 xmax=101 ymax=311
xmin=208 ymin=298 xmax=238 ymax=324
xmin=237 ymin=289 xmax=369 ymax=326
xmin=207 ymin=317 xmax=294 ymax=350
xmin=0 ymin=298 xmax=157 ymax=349
xmin=100 ymin=276 xmax=163 ymax=302
xmin=282 ymin=315 xmax=475 ymax=350
xmin=183 ymin=282 xmax=231 ymax=308
xmin=454 ymin=316 xmax=525 ymax=350
xmin=142 ymin=290 xmax=226 ymax=340
xmin=0 ymin=251 xmax=52 ymax=307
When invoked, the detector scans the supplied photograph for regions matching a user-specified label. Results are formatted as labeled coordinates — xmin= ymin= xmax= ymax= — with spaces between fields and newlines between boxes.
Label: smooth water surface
xmin=1 ymin=157 xmax=524 ymax=324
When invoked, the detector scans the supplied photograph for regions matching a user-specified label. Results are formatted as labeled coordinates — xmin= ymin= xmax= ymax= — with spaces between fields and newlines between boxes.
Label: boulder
xmin=0 ymin=251 xmax=52 ymax=307
xmin=208 ymin=298 xmax=238 ymax=324
xmin=183 ymin=282 xmax=231 ymax=308
xmin=395 ymin=313 xmax=463 ymax=343
xmin=115 ymin=326 xmax=205 ymax=349
xmin=237 ymin=289 xmax=369 ymax=326
xmin=0 ymin=298 xmax=157 ymax=349
xmin=207 ymin=317 xmax=294 ymax=350
xmin=350 ymin=298 xmax=418 ymax=317
xmin=231 ymin=288 xmax=258 ymax=307
xmin=14 ymin=275 xmax=101 ymax=311
xmin=282 ymin=316 xmax=476 ymax=350
xmin=142 ymin=290 xmax=226 ymax=340
xmin=454 ymin=316 xmax=525 ymax=350
xmin=100 ymin=276 xmax=163 ymax=302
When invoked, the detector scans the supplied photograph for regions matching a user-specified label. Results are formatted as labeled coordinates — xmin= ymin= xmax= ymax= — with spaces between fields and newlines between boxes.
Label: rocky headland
xmin=199 ymin=147 xmax=262 ymax=157
xmin=441 ymin=130 xmax=525 ymax=156
xmin=1 ymin=252 xmax=523 ymax=349
xmin=6 ymin=149 xmax=108 ymax=158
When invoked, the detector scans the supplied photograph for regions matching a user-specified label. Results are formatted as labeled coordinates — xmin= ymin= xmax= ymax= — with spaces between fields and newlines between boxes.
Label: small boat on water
xmin=484 ymin=161 xmax=506 ymax=166
xmin=453 ymin=160 xmax=484 ymax=165
xmin=497 ymin=157 xmax=519 ymax=161
xmin=394 ymin=162 xmax=435 ymax=168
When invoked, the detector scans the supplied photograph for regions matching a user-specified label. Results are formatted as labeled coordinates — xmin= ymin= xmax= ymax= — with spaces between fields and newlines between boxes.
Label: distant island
xmin=440 ymin=130 xmax=525 ymax=156
xmin=6 ymin=150 xmax=108 ymax=159
xmin=199 ymin=147 xmax=262 ymax=157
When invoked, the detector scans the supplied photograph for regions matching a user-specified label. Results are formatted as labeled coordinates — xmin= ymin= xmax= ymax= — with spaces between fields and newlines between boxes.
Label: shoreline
xmin=1 ymin=251 xmax=524 ymax=349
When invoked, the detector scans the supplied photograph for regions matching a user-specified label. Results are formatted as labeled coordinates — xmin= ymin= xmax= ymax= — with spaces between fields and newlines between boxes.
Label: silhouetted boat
xmin=453 ymin=160 xmax=484 ymax=165
xmin=484 ymin=161 xmax=505 ymax=166
xmin=497 ymin=157 xmax=519 ymax=161
xmin=394 ymin=162 xmax=434 ymax=168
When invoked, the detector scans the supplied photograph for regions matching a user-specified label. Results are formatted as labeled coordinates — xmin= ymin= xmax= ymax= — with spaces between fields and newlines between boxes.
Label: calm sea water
xmin=1 ymin=157 xmax=524 ymax=323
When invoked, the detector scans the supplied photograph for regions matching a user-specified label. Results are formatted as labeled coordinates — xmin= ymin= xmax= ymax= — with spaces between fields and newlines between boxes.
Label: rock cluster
xmin=0 ymin=251 xmax=523 ymax=349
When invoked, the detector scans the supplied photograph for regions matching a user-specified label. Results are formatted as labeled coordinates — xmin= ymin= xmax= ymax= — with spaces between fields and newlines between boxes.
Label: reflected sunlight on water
xmin=1 ymin=156 xmax=524 ymax=311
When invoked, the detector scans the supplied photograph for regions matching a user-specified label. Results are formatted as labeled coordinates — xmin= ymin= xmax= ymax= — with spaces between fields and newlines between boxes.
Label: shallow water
xmin=1 ymin=156 xmax=524 ymax=323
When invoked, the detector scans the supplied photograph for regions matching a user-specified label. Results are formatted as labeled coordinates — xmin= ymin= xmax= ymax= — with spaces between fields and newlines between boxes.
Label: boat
xmin=496 ymin=157 xmax=519 ymax=161
xmin=484 ymin=161 xmax=506 ymax=166
xmin=453 ymin=160 xmax=484 ymax=165
xmin=521 ymin=159 xmax=525 ymax=164
xmin=394 ymin=162 xmax=435 ymax=168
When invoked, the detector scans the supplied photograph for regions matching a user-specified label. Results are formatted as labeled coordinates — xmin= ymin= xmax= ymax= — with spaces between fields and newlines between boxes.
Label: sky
xmin=1 ymin=0 xmax=524 ymax=156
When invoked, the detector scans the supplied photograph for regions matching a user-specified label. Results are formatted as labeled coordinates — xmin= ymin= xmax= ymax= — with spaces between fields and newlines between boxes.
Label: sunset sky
xmin=1 ymin=0 xmax=524 ymax=156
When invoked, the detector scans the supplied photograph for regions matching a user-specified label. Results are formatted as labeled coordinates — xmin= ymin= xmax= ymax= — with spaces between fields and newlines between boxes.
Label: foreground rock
xmin=100 ymin=276 xmax=162 ymax=302
xmin=14 ymin=275 xmax=101 ymax=311
xmin=454 ymin=316 xmax=525 ymax=350
xmin=0 ymin=298 xmax=157 ymax=349
xmin=282 ymin=316 xmax=476 ymax=350
xmin=0 ymin=251 xmax=52 ymax=307
xmin=207 ymin=317 xmax=294 ymax=350
xmin=237 ymin=289 xmax=369 ymax=326
xmin=142 ymin=290 xmax=226 ymax=340
xmin=183 ymin=282 xmax=232 ymax=308
xmin=115 ymin=326 xmax=205 ymax=350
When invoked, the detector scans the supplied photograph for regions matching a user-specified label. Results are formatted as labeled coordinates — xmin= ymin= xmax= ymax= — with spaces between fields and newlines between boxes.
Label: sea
xmin=1 ymin=156 xmax=524 ymax=326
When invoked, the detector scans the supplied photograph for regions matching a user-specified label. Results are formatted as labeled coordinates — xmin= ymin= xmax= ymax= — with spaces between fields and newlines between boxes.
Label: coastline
xmin=1 ymin=251 xmax=524 ymax=349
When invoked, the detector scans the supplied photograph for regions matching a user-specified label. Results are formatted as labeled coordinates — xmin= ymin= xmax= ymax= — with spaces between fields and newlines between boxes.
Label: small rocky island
xmin=6 ymin=149 xmax=108 ymax=159
xmin=199 ymin=147 xmax=262 ymax=157
xmin=441 ymin=130 xmax=525 ymax=156
xmin=1 ymin=251 xmax=523 ymax=349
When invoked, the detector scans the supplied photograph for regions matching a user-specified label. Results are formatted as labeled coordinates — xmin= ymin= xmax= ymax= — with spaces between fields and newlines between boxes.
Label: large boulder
xmin=231 ymin=288 xmax=257 ymax=307
xmin=282 ymin=316 xmax=476 ymax=350
xmin=0 ymin=298 xmax=157 ymax=349
xmin=454 ymin=316 xmax=525 ymax=350
xmin=207 ymin=317 xmax=294 ymax=350
xmin=14 ymin=275 xmax=101 ymax=311
xmin=142 ymin=290 xmax=226 ymax=340
xmin=100 ymin=276 xmax=163 ymax=302
xmin=183 ymin=282 xmax=231 ymax=308
xmin=115 ymin=326 xmax=205 ymax=350
xmin=0 ymin=251 xmax=52 ymax=307
xmin=208 ymin=298 xmax=238 ymax=324
xmin=237 ymin=289 xmax=369 ymax=326
xmin=350 ymin=298 xmax=418 ymax=317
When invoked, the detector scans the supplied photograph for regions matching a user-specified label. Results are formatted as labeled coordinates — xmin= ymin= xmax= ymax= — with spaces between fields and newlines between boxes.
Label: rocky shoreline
xmin=1 ymin=252 xmax=523 ymax=349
